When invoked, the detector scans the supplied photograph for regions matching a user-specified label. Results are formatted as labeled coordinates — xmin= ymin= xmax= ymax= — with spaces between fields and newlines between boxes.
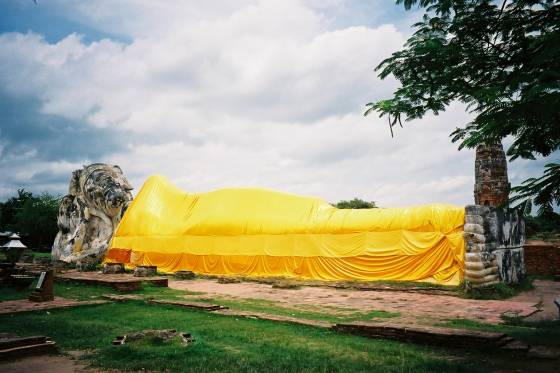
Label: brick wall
xmin=524 ymin=241 xmax=560 ymax=275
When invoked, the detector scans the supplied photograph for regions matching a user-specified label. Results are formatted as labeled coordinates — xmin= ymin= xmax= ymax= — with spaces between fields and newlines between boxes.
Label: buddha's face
xmin=83 ymin=165 xmax=133 ymax=217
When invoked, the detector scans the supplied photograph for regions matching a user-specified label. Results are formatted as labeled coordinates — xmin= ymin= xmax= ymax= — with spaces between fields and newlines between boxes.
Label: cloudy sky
xmin=0 ymin=0 xmax=552 ymax=207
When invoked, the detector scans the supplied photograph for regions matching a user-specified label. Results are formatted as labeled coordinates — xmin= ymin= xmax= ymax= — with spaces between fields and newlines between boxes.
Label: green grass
xmin=54 ymin=281 xmax=203 ymax=301
xmin=0 ymin=287 xmax=31 ymax=301
xmin=0 ymin=301 xmax=484 ymax=372
xmin=32 ymin=251 xmax=52 ymax=258
xmin=440 ymin=318 xmax=560 ymax=347
xmin=187 ymin=295 xmax=400 ymax=324
xmin=0 ymin=281 xmax=201 ymax=302
xmin=0 ymin=250 xmax=51 ymax=262
xmin=2 ymin=281 xmax=399 ymax=326
xmin=458 ymin=276 xmax=535 ymax=300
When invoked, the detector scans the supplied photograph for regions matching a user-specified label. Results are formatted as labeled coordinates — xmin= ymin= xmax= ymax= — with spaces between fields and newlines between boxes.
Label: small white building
xmin=1 ymin=233 xmax=27 ymax=249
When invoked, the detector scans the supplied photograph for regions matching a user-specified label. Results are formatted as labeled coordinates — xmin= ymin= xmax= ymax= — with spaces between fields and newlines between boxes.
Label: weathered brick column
xmin=474 ymin=143 xmax=510 ymax=206
xmin=464 ymin=205 xmax=525 ymax=286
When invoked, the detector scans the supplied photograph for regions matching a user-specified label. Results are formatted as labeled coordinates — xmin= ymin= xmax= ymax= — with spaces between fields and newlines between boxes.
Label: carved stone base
xmin=28 ymin=270 xmax=54 ymax=302
xmin=494 ymin=247 xmax=525 ymax=284
xmin=464 ymin=205 xmax=526 ymax=286
xmin=103 ymin=263 xmax=125 ymax=274
xmin=134 ymin=266 xmax=157 ymax=277
xmin=174 ymin=270 xmax=195 ymax=280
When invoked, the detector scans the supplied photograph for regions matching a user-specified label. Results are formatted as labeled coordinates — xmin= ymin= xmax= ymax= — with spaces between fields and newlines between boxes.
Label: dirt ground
xmin=169 ymin=279 xmax=559 ymax=324
xmin=1 ymin=353 xmax=96 ymax=373
xmin=511 ymin=279 xmax=560 ymax=321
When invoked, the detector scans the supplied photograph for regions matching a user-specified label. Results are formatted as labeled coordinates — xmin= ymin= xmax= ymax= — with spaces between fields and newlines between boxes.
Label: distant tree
xmin=365 ymin=0 xmax=560 ymax=213
xmin=334 ymin=198 xmax=377 ymax=209
xmin=0 ymin=190 xmax=60 ymax=248
xmin=525 ymin=210 xmax=560 ymax=236
xmin=15 ymin=192 xmax=60 ymax=248
xmin=0 ymin=189 xmax=34 ymax=232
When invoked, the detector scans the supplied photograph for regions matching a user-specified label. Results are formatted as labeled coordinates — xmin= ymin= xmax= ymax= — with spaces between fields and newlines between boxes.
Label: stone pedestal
xmin=134 ymin=266 xmax=157 ymax=277
xmin=29 ymin=270 xmax=54 ymax=302
xmin=103 ymin=263 xmax=125 ymax=274
xmin=174 ymin=270 xmax=195 ymax=280
xmin=464 ymin=206 xmax=525 ymax=286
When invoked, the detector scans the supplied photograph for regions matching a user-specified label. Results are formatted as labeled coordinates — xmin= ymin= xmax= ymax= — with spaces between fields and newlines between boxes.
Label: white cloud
xmin=0 ymin=0 xmax=546 ymax=206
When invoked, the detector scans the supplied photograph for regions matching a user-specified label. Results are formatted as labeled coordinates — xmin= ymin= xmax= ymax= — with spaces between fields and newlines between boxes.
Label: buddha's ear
xmin=113 ymin=165 xmax=133 ymax=191
xmin=69 ymin=169 xmax=83 ymax=196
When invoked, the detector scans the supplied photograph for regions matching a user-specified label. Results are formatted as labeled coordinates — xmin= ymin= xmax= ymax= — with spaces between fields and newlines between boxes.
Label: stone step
xmin=499 ymin=339 xmax=530 ymax=352
xmin=0 ymin=336 xmax=47 ymax=350
xmin=58 ymin=271 xmax=168 ymax=291
xmin=495 ymin=335 xmax=515 ymax=346
xmin=0 ymin=340 xmax=57 ymax=360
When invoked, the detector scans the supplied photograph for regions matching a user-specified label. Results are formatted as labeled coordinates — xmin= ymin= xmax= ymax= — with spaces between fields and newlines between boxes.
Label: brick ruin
xmin=474 ymin=143 xmax=510 ymax=207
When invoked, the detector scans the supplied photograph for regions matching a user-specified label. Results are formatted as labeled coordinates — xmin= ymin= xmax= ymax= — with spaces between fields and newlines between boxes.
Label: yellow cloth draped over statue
xmin=105 ymin=175 xmax=465 ymax=285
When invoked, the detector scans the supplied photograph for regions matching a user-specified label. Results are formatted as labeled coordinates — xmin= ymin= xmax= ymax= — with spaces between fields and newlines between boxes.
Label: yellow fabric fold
xmin=106 ymin=175 xmax=465 ymax=285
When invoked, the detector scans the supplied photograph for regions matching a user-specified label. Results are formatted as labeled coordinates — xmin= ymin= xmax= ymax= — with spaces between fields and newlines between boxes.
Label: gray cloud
xmin=0 ymin=91 xmax=126 ymax=161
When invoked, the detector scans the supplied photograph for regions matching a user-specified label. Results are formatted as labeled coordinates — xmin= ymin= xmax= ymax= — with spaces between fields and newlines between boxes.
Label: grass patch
xmin=0 ymin=301 xmax=484 ymax=372
xmin=31 ymin=251 xmax=52 ymax=258
xmin=458 ymin=276 xmax=535 ymax=300
xmin=54 ymin=281 xmax=201 ymax=301
xmin=2 ymin=280 xmax=399 ymax=325
xmin=440 ymin=318 xmax=560 ymax=347
xmin=184 ymin=295 xmax=400 ymax=324
xmin=1 ymin=281 xmax=204 ymax=302
xmin=0 ymin=287 xmax=31 ymax=301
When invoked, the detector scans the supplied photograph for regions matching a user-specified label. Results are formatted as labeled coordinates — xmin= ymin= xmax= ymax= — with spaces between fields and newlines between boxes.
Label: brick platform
xmin=0 ymin=297 xmax=107 ymax=315
xmin=58 ymin=270 xmax=168 ymax=291
xmin=333 ymin=321 xmax=524 ymax=350
xmin=171 ymin=279 xmax=540 ymax=324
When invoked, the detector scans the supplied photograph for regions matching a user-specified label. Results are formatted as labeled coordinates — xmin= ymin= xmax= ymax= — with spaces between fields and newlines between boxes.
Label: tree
xmin=334 ymin=198 xmax=377 ymax=209
xmin=0 ymin=189 xmax=33 ymax=232
xmin=0 ymin=190 xmax=60 ymax=248
xmin=365 ymin=0 xmax=560 ymax=212
xmin=15 ymin=192 xmax=60 ymax=248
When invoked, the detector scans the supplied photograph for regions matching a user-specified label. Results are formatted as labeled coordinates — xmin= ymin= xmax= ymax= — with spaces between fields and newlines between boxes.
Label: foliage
xmin=525 ymin=210 xmax=560 ymax=237
xmin=0 ymin=189 xmax=60 ymax=248
xmin=0 ymin=189 xmax=33 ymax=232
xmin=333 ymin=198 xmax=377 ymax=209
xmin=510 ymin=163 xmax=560 ymax=214
xmin=15 ymin=192 xmax=60 ymax=248
xmin=365 ymin=0 xmax=560 ymax=210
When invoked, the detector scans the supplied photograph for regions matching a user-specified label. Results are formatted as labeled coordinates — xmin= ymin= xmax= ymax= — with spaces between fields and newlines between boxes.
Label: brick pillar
xmin=474 ymin=143 xmax=510 ymax=207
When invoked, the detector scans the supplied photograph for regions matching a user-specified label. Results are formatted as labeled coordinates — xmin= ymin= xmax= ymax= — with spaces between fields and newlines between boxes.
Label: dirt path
xmin=0 ymin=298 xmax=108 ymax=315
xmin=0 ymin=353 xmax=96 ymax=373
xmin=169 ymin=279 xmax=550 ymax=324
xmin=510 ymin=279 xmax=560 ymax=321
